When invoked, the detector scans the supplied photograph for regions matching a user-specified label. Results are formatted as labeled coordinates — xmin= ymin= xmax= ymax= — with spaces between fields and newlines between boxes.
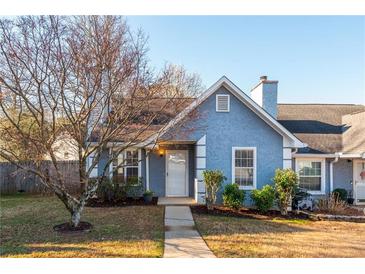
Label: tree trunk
xmin=71 ymin=209 xmax=81 ymax=227
xmin=280 ymin=205 xmax=288 ymax=216
xmin=280 ymin=195 xmax=291 ymax=216
xmin=54 ymin=189 xmax=84 ymax=228
xmin=207 ymin=202 xmax=213 ymax=211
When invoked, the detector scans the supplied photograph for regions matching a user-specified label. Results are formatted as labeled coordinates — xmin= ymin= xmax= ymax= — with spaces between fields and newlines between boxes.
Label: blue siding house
xmin=89 ymin=76 xmax=365 ymax=205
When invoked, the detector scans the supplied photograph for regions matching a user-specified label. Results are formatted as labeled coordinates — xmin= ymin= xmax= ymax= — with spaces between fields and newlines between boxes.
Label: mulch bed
xmin=190 ymin=205 xmax=309 ymax=220
xmin=86 ymin=197 xmax=158 ymax=207
xmin=53 ymin=221 xmax=93 ymax=233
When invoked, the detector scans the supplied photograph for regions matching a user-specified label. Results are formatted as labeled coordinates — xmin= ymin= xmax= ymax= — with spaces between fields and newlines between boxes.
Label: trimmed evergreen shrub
xmin=251 ymin=185 xmax=275 ymax=213
xmin=332 ymin=188 xmax=348 ymax=201
xmin=222 ymin=184 xmax=245 ymax=210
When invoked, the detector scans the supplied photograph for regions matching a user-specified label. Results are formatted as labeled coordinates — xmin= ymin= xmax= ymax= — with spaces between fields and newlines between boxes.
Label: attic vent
xmin=216 ymin=94 xmax=230 ymax=112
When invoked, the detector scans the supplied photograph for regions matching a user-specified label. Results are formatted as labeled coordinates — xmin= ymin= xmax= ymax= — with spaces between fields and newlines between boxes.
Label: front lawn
xmin=193 ymin=210 xmax=365 ymax=258
xmin=0 ymin=194 xmax=164 ymax=258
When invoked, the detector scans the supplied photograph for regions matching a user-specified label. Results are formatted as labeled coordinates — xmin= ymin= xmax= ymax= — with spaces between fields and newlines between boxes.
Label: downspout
xmin=146 ymin=150 xmax=150 ymax=191
xmin=330 ymin=152 xmax=341 ymax=193
xmin=109 ymin=148 xmax=113 ymax=179
xmin=292 ymin=148 xmax=298 ymax=169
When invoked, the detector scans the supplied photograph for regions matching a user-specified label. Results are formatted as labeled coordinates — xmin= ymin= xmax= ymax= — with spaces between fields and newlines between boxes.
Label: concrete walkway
xmin=163 ymin=206 xmax=216 ymax=258
xmin=158 ymin=197 xmax=196 ymax=206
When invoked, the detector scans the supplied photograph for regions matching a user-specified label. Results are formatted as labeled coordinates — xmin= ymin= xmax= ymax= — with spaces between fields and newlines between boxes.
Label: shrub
xmin=97 ymin=177 xmax=117 ymax=202
xmin=251 ymin=185 xmax=275 ymax=213
xmin=316 ymin=193 xmax=348 ymax=214
xmin=223 ymin=184 xmax=245 ymax=209
xmin=332 ymin=188 xmax=348 ymax=201
xmin=273 ymin=168 xmax=298 ymax=216
xmin=143 ymin=190 xmax=154 ymax=196
xmin=203 ymin=170 xmax=226 ymax=210
xmin=126 ymin=177 xmax=144 ymax=199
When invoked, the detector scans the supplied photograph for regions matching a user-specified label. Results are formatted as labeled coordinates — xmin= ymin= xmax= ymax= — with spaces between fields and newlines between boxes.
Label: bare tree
xmin=0 ymin=16 xmax=202 ymax=228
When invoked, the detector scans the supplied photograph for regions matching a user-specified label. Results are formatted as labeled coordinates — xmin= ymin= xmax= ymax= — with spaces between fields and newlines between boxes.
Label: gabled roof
xmin=278 ymin=104 xmax=365 ymax=154
xmin=144 ymin=76 xmax=306 ymax=148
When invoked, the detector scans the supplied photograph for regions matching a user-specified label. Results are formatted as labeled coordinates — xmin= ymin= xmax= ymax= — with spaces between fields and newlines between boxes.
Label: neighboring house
xmin=88 ymin=76 xmax=365 ymax=205
xmin=45 ymin=133 xmax=79 ymax=161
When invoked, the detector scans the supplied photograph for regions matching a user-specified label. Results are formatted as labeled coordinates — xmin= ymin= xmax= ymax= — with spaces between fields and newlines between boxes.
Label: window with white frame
xmin=232 ymin=147 xmax=256 ymax=189
xmin=296 ymin=159 xmax=325 ymax=193
xmin=112 ymin=149 xmax=139 ymax=184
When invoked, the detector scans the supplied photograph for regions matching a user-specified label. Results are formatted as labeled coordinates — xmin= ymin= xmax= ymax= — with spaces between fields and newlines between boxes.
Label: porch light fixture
xmin=159 ymin=149 xmax=164 ymax=157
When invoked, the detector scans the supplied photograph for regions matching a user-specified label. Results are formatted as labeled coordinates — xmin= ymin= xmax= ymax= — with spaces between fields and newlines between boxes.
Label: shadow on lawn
xmin=0 ymin=237 xmax=162 ymax=257
xmin=192 ymin=211 xmax=312 ymax=236
xmin=0 ymin=244 xmax=89 ymax=257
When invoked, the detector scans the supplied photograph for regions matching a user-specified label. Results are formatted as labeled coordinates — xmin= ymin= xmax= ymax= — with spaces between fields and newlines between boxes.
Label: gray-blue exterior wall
xmin=97 ymin=148 xmax=110 ymax=177
xmin=148 ymin=150 xmax=165 ymax=197
xmin=333 ymin=159 xmax=353 ymax=193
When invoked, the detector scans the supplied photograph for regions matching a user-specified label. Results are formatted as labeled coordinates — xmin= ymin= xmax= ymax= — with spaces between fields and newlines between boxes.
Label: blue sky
xmin=127 ymin=16 xmax=365 ymax=104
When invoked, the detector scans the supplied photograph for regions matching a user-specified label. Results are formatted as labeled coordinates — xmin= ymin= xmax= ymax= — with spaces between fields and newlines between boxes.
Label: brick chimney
xmin=251 ymin=75 xmax=278 ymax=118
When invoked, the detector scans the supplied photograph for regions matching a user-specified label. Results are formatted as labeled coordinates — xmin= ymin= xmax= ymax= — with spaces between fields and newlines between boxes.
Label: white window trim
xmin=216 ymin=94 xmax=230 ymax=112
xmin=295 ymin=157 xmax=326 ymax=195
xmin=232 ymin=147 xmax=257 ymax=190
xmin=138 ymin=149 xmax=142 ymax=178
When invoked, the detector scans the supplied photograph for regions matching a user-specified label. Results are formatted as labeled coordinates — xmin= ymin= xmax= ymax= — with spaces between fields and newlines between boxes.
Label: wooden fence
xmin=0 ymin=161 xmax=80 ymax=195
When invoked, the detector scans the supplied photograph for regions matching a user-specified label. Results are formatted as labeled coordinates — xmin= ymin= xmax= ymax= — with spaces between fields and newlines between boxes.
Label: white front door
xmin=354 ymin=160 xmax=365 ymax=205
xmin=166 ymin=150 xmax=189 ymax=197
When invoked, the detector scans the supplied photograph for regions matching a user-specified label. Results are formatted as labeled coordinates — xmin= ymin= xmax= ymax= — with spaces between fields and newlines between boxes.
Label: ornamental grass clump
xmin=316 ymin=193 xmax=348 ymax=215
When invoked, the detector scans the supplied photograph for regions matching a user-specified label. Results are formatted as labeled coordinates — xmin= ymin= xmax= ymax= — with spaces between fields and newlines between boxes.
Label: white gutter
xmin=293 ymin=153 xmax=363 ymax=159
xmin=329 ymin=153 xmax=341 ymax=193
xmin=293 ymin=153 xmax=337 ymax=158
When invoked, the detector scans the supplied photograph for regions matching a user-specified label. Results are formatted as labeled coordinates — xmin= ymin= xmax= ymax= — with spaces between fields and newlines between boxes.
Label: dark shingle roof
xmin=278 ymin=104 xmax=365 ymax=154
xmin=89 ymin=98 xmax=194 ymax=143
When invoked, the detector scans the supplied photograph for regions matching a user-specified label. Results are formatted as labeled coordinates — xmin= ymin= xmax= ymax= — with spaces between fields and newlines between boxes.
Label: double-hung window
xmin=112 ymin=149 xmax=139 ymax=184
xmin=296 ymin=158 xmax=325 ymax=194
xmin=232 ymin=147 xmax=256 ymax=190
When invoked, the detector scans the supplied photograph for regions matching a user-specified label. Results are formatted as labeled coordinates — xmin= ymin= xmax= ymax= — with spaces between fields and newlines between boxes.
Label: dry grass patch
xmin=193 ymin=213 xmax=365 ymax=258
xmin=0 ymin=195 xmax=164 ymax=258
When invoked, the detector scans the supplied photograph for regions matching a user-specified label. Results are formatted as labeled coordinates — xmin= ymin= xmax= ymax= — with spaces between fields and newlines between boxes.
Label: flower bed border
xmin=297 ymin=210 xmax=365 ymax=222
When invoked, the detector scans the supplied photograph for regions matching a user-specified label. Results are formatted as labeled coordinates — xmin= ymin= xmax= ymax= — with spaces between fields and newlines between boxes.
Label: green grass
xmin=193 ymin=212 xmax=365 ymax=258
xmin=0 ymin=194 xmax=164 ymax=258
